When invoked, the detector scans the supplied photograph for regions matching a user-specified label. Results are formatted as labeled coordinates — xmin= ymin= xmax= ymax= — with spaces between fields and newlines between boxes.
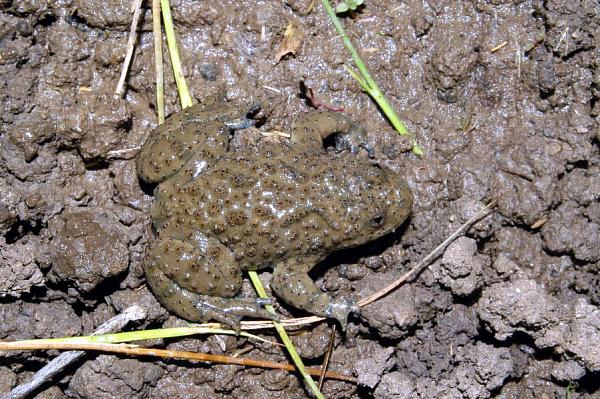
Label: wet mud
xmin=0 ymin=0 xmax=598 ymax=398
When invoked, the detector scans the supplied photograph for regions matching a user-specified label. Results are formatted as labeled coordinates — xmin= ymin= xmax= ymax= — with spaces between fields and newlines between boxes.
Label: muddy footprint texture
xmin=1 ymin=0 xmax=599 ymax=398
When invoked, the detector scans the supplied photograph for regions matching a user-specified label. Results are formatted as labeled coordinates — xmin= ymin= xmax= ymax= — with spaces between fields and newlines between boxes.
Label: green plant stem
xmin=11 ymin=326 xmax=273 ymax=346
xmin=248 ymin=271 xmax=325 ymax=399
xmin=321 ymin=0 xmax=423 ymax=155
xmin=160 ymin=0 xmax=193 ymax=109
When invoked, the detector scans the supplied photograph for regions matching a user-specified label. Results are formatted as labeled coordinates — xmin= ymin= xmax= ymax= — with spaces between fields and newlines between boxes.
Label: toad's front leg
xmin=271 ymin=258 xmax=360 ymax=330
xmin=144 ymin=233 xmax=275 ymax=329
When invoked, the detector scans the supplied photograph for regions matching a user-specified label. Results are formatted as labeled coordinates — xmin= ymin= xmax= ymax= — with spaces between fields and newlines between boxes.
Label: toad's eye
xmin=368 ymin=212 xmax=386 ymax=228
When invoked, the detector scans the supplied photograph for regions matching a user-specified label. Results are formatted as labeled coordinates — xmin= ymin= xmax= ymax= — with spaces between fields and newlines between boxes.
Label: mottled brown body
xmin=137 ymin=99 xmax=412 ymax=328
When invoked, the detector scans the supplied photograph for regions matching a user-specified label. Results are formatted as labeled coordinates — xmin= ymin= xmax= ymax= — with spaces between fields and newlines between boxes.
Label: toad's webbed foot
xmin=195 ymin=297 xmax=278 ymax=332
xmin=333 ymin=124 xmax=374 ymax=157
xmin=325 ymin=298 xmax=361 ymax=331
xmin=222 ymin=102 xmax=263 ymax=130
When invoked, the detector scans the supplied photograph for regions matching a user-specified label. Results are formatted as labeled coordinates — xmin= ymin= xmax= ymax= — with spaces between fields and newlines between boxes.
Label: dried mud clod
xmin=48 ymin=210 xmax=129 ymax=293
xmin=0 ymin=0 xmax=599 ymax=398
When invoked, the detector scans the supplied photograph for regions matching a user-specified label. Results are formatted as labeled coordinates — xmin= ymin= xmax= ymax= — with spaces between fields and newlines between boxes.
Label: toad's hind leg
xmin=291 ymin=111 xmax=373 ymax=156
xmin=137 ymin=101 xmax=260 ymax=185
xmin=271 ymin=258 xmax=360 ymax=330
xmin=144 ymin=235 xmax=275 ymax=329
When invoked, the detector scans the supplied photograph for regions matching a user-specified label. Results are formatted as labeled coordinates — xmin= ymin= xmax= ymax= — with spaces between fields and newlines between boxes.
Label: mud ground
xmin=0 ymin=0 xmax=599 ymax=398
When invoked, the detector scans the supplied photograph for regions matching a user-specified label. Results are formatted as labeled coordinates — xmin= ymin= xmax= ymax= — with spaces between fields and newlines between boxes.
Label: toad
xmin=137 ymin=98 xmax=412 ymax=329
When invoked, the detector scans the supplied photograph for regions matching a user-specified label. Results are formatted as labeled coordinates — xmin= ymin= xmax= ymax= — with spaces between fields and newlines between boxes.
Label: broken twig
xmin=115 ymin=0 xmax=144 ymax=98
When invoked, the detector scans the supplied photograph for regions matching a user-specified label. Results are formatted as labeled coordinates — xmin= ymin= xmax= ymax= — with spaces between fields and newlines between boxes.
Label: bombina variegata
xmin=137 ymin=98 xmax=412 ymax=329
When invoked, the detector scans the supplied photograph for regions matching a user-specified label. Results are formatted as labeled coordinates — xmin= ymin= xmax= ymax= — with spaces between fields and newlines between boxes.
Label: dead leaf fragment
xmin=530 ymin=218 xmax=548 ymax=229
xmin=274 ymin=21 xmax=304 ymax=63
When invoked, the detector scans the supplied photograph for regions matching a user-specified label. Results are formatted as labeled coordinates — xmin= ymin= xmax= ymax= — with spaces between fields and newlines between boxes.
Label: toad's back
xmin=152 ymin=142 xmax=404 ymax=271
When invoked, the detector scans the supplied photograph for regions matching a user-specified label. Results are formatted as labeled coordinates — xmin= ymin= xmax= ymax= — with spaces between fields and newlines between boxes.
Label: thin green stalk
xmin=248 ymin=271 xmax=325 ymax=399
xmin=321 ymin=0 xmax=423 ymax=155
xmin=11 ymin=326 xmax=274 ymax=346
xmin=160 ymin=0 xmax=193 ymax=109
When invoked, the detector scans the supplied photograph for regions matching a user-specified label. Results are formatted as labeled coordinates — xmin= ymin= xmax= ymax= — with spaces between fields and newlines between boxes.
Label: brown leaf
xmin=274 ymin=21 xmax=304 ymax=63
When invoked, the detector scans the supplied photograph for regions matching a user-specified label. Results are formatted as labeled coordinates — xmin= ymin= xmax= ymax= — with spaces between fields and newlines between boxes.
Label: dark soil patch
xmin=1 ymin=0 xmax=598 ymax=398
